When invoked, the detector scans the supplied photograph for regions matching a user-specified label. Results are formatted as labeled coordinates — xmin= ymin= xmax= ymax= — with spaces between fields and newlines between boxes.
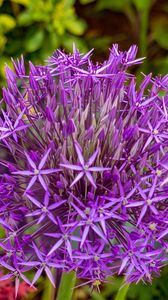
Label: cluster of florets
xmin=0 ymin=44 xmax=168 ymax=291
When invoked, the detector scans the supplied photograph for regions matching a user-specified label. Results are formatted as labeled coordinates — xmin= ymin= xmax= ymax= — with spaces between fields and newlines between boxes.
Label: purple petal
xmin=37 ymin=214 xmax=45 ymax=224
xmin=150 ymin=205 xmax=158 ymax=215
xmin=0 ymin=260 xmax=15 ymax=271
xmin=26 ymin=194 xmax=41 ymax=208
xmin=38 ymin=174 xmax=48 ymax=191
xmin=19 ymin=261 xmax=40 ymax=266
xmin=20 ymin=273 xmax=32 ymax=286
xmin=32 ymin=268 xmax=43 ymax=285
xmin=45 ymin=267 xmax=55 ymax=287
xmin=38 ymin=148 xmax=51 ymax=170
xmin=71 ymin=202 xmax=86 ymax=219
xmin=60 ymin=164 xmax=82 ymax=171
xmin=119 ymin=256 xmax=129 ymax=274
xmin=87 ymin=149 xmax=99 ymax=166
xmin=24 ymin=151 xmax=36 ymax=169
xmin=80 ymin=225 xmax=90 ymax=248
xmin=89 ymin=166 xmax=111 ymax=172
xmin=157 ymin=228 xmax=168 ymax=240
xmin=126 ymin=201 xmax=144 ymax=208
xmin=32 ymin=242 xmax=43 ymax=261
xmin=14 ymin=109 xmax=26 ymax=127
xmin=48 ymin=200 xmax=66 ymax=210
xmin=26 ymin=176 xmax=37 ymax=191
xmin=85 ymin=171 xmax=96 ymax=188
xmin=48 ymin=239 xmax=64 ymax=256
xmin=0 ymin=274 xmax=12 ymax=281
xmin=44 ymin=192 xmax=49 ymax=206
xmin=75 ymin=142 xmax=84 ymax=165
xmin=12 ymin=170 xmax=33 ymax=176
xmin=66 ymin=239 xmax=73 ymax=259
xmin=40 ymin=168 xmax=61 ymax=174
xmin=91 ymin=224 xmax=107 ymax=241
xmin=0 ymin=127 xmax=10 ymax=132
xmin=26 ymin=211 xmax=41 ymax=217
xmin=70 ymin=171 xmax=84 ymax=187
xmin=137 ymin=205 xmax=147 ymax=225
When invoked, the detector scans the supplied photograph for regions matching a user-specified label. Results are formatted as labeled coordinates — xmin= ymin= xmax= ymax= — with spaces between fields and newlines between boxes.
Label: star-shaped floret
xmin=26 ymin=192 xmax=66 ymax=224
xmin=0 ymin=259 xmax=32 ymax=298
xmin=46 ymin=218 xmax=81 ymax=258
xmin=60 ymin=142 xmax=111 ymax=188
xmin=19 ymin=243 xmax=65 ymax=287
xmin=126 ymin=178 xmax=167 ymax=225
xmin=0 ymin=108 xmax=30 ymax=141
xmin=64 ymin=194 xmax=108 ymax=248
xmin=139 ymin=119 xmax=168 ymax=152
xmin=12 ymin=148 xmax=61 ymax=191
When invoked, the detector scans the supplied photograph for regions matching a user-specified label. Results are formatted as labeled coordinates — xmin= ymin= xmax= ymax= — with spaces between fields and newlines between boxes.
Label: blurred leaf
xmin=11 ymin=0 xmax=30 ymax=6
xmin=153 ymin=20 xmax=168 ymax=50
xmin=153 ymin=56 xmax=168 ymax=76
xmin=80 ymin=0 xmax=95 ymax=4
xmin=96 ymin=0 xmax=131 ymax=12
xmin=0 ymin=56 xmax=13 ymax=79
xmin=0 ymin=34 xmax=6 ymax=50
xmin=91 ymin=292 xmax=105 ymax=300
xmin=65 ymin=18 xmax=86 ymax=35
xmin=133 ymin=0 xmax=151 ymax=11
xmin=62 ymin=34 xmax=88 ymax=52
xmin=88 ymin=36 xmax=112 ymax=50
xmin=24 ymin=30 xmax=44 ymax=52
xmin=0 ymin=0 xmax=4 ymax=6
xmin=0 ymin=14 xmax=16 ymax=32
xmin=18 ymin=11 xmax=34 ymax=26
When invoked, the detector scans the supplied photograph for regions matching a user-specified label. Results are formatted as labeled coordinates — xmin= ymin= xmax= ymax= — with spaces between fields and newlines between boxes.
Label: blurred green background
xmin=0 ymin=0 xmax=168 ymax=299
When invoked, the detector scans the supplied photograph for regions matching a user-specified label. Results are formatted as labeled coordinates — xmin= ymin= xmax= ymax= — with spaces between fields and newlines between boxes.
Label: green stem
xmin=114 ymin=280 xmax=129 ymax=300
xmin=42 ymin=277 xmax=55 ymax=300
xmin=56 ymin=271 xmax=76 ymax=300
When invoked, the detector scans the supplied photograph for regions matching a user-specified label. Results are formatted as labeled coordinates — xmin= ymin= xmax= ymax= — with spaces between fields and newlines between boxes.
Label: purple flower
xmin=60 ymin=142 xmax=111 ymax=188
xmin=0 ymin=45 xmax=167 ymax=293
xmin=12 ymin=148 xmax=61 ymax=191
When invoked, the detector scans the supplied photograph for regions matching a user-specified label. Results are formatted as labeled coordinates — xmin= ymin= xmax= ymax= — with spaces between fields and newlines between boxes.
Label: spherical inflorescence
xmin=0 ymin=45 xmax=168 ymax=290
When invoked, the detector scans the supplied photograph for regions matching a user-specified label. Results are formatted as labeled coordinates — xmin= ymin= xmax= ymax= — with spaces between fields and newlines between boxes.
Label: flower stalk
xmin=56 ymin=271 xmax=76 ymax=300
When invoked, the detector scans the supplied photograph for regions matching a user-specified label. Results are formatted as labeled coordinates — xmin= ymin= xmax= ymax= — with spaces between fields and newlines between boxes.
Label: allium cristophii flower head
xmin=0 ymin=44 xmax=168 ymax=291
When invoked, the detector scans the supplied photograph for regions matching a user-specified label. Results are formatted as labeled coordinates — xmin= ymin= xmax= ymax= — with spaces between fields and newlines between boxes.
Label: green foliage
xmin=77 ymin=270 xmax=168 ymax=300
xmin=0 ymin=0 xmax=87 ymax=83
xmin=152 ymin=17 xmax=168 ymax=50
xmin=96 ymin=0 xmax=131 ymax=12
xmin=56 ymin=271 xmax=76 ymax=300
